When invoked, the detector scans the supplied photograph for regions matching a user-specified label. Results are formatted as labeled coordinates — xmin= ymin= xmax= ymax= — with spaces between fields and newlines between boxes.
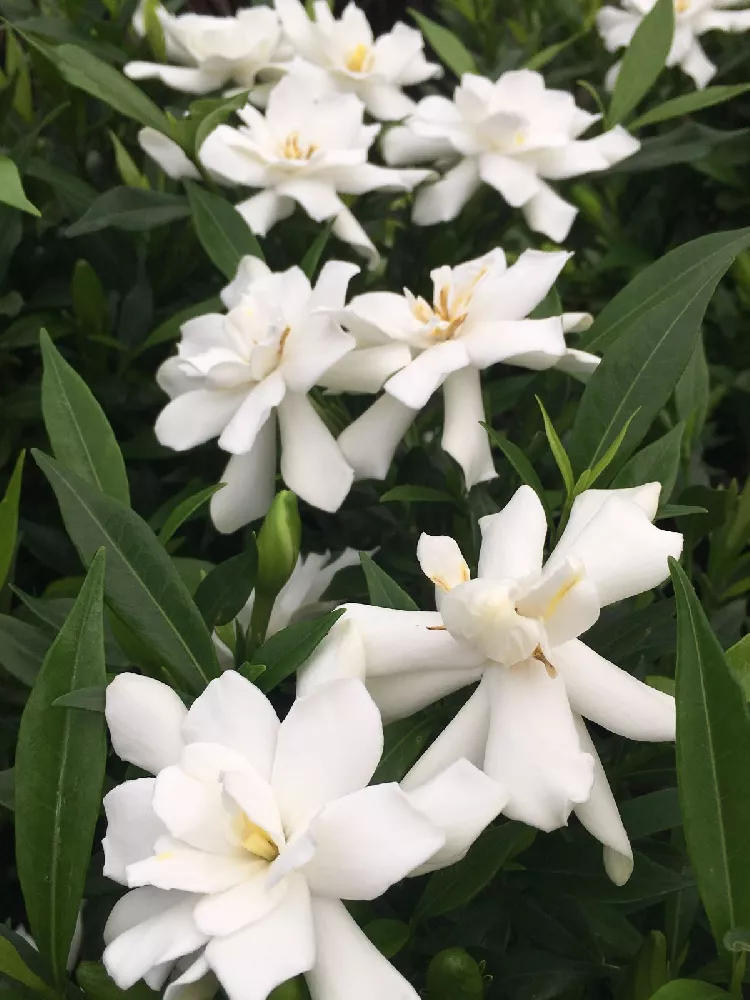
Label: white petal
xmin=307 ymin=897 xmax=420 ymax=1000
xmin=521 ymin=560 xmax=601 ymax=648
xmin=297 ymin=619 xmax=367 ymax=697
xmin=320 ymin=344 xmax=412 ymax=393
xmin=412 ymin=159 xmax=481 ymax=226
xmin=572 ymin=716 xmax=633 ymax=885
xmin=106 ymin=674 xmax=187 ymax=774
xmin=366 ymin=664 xmax=486 ymax=723
xmin=545 ymin=495 xmax=682 ymax=606
xmin=103 ymin=779 xmax=166 ymax=884
xmin=310 ymin=260 xmax=361 ymax=311
xmin=138 ymin=128 xmax=200 ymax=180
xmin=155 ymin=389 xmax=247 ymax=452
xmin=417 ymin=533 xmax=470 ymax=600
xmin=103 ymin=889 xmax=207 ymax=991
xmin=276 ymin=178 xmax=343 ymax=222
xmin=478 ymin=485 xmax=547 ymax=583
xmin=441 ymin=366 xmax=497 ymax=488
xmin=183 ymin=672 xmax=280 ymax=780
xmin=193 ymin=866 xmax=285 ymax=937
xmin=554 ymin=639 xmax=675 ymax=741
xmin=556 ymin=484 xmax=662 ymax=538
xmin=151 ymin=767 xmax=232 ymax=856
xmin=210 ymin=417 xmax=277 ymax=533
xmin=522 ymin=183 xmax=578 ymax=243
xmin=556 ymin=347 xmax=600 ymax=378
xmin=464 ymin=317 xmax=566 ymax=370
xmin=338 ymin=394 xmax=417 ymax=480
xmin=221 ymin=764 xmax=285 ymax=849
xmin=385 ymin=340 xmax=469 ymax=410
xmin=404 ymin=759 xmax=508 ymax=875
xmin=483 ymin=661 xmax=595 ymax=832
xmin=680 ymin=40 xmax=716 ymax=89
xmin=478 ymin=153 xmax=540 ymax=207
xmin=331 ymin=207 xmax=379 ymax=267
xmin=164 ymin=956 xmax=217 ymax=1000
xmin=469 ymin=249 xmax=570 ymax=323
xmin=218 ymin=372 xmax=286 ymax=455
xmin=383 ymin=124 xmax=454 ymax=165
xmin=272 ymin=678 xmax=383 ymax=831
xmin=363 ymin=82 xmax=416 ymax=121
xmin=339 ymin=603 xmax=485 ymax=677
xmin=124 ymin=62 xmax=226 ymax=94
xmin=127 ymin=842 xmax=258 ymax=893
xmin=235 ymin=191 xmax=295 ymax=237
xmin=402 ymin=681 xmax=491 ymax=790
xmin=221 ymin=257 xmax=272 ymax=309
xmin=206 ymin=875 xmax=314 ymax=1000
xmin=277 ymin=393 xmax=354 ymax=512
xmin=303 ymin=783 xmax=444 ymax=898
xmin=281 ymin=321 xmax=354 ymax=396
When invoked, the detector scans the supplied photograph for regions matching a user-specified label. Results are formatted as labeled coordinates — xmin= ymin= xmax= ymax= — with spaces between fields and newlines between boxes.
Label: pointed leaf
xmin=612 ymin=423 xmax=684 ymax=502
xmin=15 ymin=551 xmax=107 ymax=987
xmin=361 ymin=552 xmax=419 ymax=611
xmin=0 ymin=937 xmax=56 ymax=999
xmin=254 ymin=608 xmax=345 ymax=693
xmin=409 ymin=9 xmax=476 ymax=77
xmin=158 ymin=484 xmax=224 ymax=545
xmin=0 ymin=614 xmax=52 ymax=686
xmin=194 ymin=540 xmax=258 ymax=629
xmin=0 ymin=155 xmax=40 ymax=216
xmin=537 ymin=396 xmax=574 ymax=496
xmin=608 ymin=0 xmax=674 ymax=126
xmin=66 ymin=187 xmax=189 ymax=237
xmin=631 ymin=85 xmax=750 ymax=130
xmin=185 ymin=182 xmax=264 ymax=279
xmin=0 ymin=451 xmax=25 ymax=589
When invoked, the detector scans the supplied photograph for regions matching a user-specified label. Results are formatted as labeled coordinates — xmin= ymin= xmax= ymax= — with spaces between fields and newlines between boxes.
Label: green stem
xmin=249 ymin=590 xmax=275 ymax=649
xmin=731 ymin=951 xmax=746 ymax=998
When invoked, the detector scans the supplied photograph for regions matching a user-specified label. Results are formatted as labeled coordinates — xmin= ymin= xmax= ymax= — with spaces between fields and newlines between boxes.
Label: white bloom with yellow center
xmin=598 ymin=0 xmax=750 ymax=90
xmin=299 ymin=483 xmax=683 ymax=882
xmin=155 ymin=257 xmax=383 ymax=530
xmin=199 ymin=75 xmax=434 ymax=263
xmin=384 ymin=70 xmax=640 ymax=242
xmin=126 ymin=2 xmax=285 ymax=95
xmin=333 ymin=247 xmax=599 ymax=489
xmin=101 ymin=673 xmax=507 ymax=1000
xmin=275 ymin=0 xmax=441 ymax=120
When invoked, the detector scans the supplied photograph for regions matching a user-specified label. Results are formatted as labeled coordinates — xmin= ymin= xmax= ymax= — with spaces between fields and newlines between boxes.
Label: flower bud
xmin=426 ymin=948 xmax=484 ymax=999
xmin=257 ymin=490 xmax=301 ymax=599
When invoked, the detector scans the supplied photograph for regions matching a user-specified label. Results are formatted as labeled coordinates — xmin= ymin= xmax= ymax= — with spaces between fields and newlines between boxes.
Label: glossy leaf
xmin=0 ymin=155 xmax=40 ymax=216
xmin=254 ymin=608 xmax=345 ymax=693
xmin=14 ymin=551 xmax=107 ymax=987
xmin=34 ymin=451 xmax=220 ymax=693
xmin=0 ymin=451 xmax=25 ymax=590
xmin=41 ymin=330 xmax=130 ymax=505
xmin=537 ymin=396 xmax=574 ymax=496
xmin=158 ymin=484 xmax=224 ymax=545
xmin=608 ymin=0 xmax=674 ymax=126
xmin=361 ymin=552 xmax=419 ymax=611
xmin=611 ymin=423 xmax=685 ymax=502
xmin=194 ymin=541 xmax=258 ymax=630
xmin=300 ymin=219 xmax=334 ymax=279
xmin=671 ymin=558 xmax=750 ymax=948
xmin=409 ymin=9 xmax=476 ymax=77
xmin=0 ymin=614 xmax=52 ymax=685
xmin=631 ymin=85 xmax=750 ymax=130
xmin=186 ymin=182 xmax=264 ymax=279
xmin=363 ymin=919 xmax=410 ymax=960
xmin=52 ymin=685 xmax=106 ymax=712
xmin=66 ymin=187 xmax=190 ymax=237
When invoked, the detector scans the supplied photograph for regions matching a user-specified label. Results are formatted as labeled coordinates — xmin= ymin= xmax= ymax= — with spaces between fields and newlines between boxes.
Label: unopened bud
xmin=427 ymin=948 xmax=484 ymax=999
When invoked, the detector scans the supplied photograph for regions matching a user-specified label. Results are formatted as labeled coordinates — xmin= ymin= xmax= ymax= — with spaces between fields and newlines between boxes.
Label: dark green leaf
xmin=361 ymin=552 xmax=419 ymax=611
xmin=191 ymin=90 xmax=249 ymax=156
xmin=363 ymin=919 xmax=410 ymax=960
xmin=185 ymin=182 xmax=264 ymax=279
xmin=194 ymin=540 xmax=258 ymax=630
xmin=0 ymin=614 xmax=52 ymax=685
xmin=409 ymin=9 xmax=476 ymax=77
xmin=372 ymin=715 xmax=436 ymax=784
xmin=724 ymin=927 xmax=750 ymax=953
xmin=494 ymin=948 xmax=594 ymax=1000
xmin=0 ymin=451 xmax=25 ymax=589
xmin=15 ymin=551 xmax=107 ymax=986
xmin=726 ymin=633 xmax=750 ymax=700
xmin=415 ymin=822 xmax=535 ymax=921
xmin=675 ymin=337 xmax=709 ymax=453
xmin=380 ymin=485 xmax=455 ymax=504
xmin=158 ymin=484 xmax=224 ymax=545
xmin=484 ymin=425 xmax=549 ymax=509
xmin=537 ymin=396 xmax=574 ymax=496
xmin=608 ymin=0 xmax=674 ymax=125
xmin=619 ymin=788 xmax=682 ymax=840
xmin=0 ymin=768 xmax=13 ymax=810
xmin=34 ymin=451 xmax=220 ymax=693
xmin=0 ymin=155 xmax=40 ymax=216
xmin=41 ymin=331 xmax=129 ymax=505
xmin=671 ymin=558 xmax=750 ymax=948
xmin=657 ymin=504 xmax=708 ymax=519
xmin=255 ymin=608 xmax=345 ymax=693
xmin=52 ymin=685 xmax=105 ymax=712
xmin=138 ymin=296 xmax=223 ymax=354
xmin=649 ymin=982 xmax=730 ymax=1000
xmin=301 ymin=220 xmax=334 ymax=279
xmin=66 ymin=187 xmax=190 ymax=237
xmin=77 ymin=961 xmax=159 ymax=1000
xmin=631 ymin=85 xmax=750 ymax=129
xmin=611 ymin=423 xmax=685 ymax=502
xmin=0 ymin=937 xmax=56 ymax=999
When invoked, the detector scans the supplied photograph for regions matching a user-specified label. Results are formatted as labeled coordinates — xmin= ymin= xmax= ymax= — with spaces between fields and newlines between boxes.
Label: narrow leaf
xmin=0 ymin=451 xmax=25 ymax=589
xmin=608 ymin=0 xmax=674 ymax=125
xmin=185 ymin=182 xmax=264 ymax=279
xmin=649 ymin=982 xmax=730 ymax=1000
xmin=0 ymin=937 xmax=56 ymax=999
xmin=409 ymin=9 xmax=476 ymax=77
xmin=612 ymin=423 xmax=685 ymax=502
xmin=41 ymin=331 xmax=129 ymax=505
xmin=301 ymin=220 xmax=334 ymax=279
xmin=380 ymin=485 xmax=455 ymax=504
xmin=66 ymin=187 xmax=189 ymax=237
xmin=138 ymin=296 xmax=223 ymax=353
xmin=52 ymin=685 xmax=106 ymax=712
xmin=0 ymin=155 xmax=40 ymax=216
xmin=631 ymin=85 xmax=750 ymax=130
xmin=34 ymin=451 xmax=220 ymax=693
xmin=15 ymin=551 xmax=107 ymax=986
xmin=484 ymin=425 xmax=548 ymax=507
xmin=537 ymin=396 xmax=574 ymax=496
xmin=158 ymin=484 xmax=224 ymax=545
xmin=0 ymin=614 xmax=52 ymax=686
xmin=361 ymin=552 xmax=419 ymax=611
xmin=255 ymin=608 xmax=345 ymax=693
xmin=194 ymin=541 xmax=258 ymax=630
xmin=671 ymin=557 xmax=750 ymax=948
xmin=77 ymin=961 xmax=159 ymax=1000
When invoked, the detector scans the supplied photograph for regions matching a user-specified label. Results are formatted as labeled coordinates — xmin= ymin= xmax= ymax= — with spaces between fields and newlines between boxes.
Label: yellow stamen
xmin=345 ymin=43 xmax=371 ymax=73
xmin=238 ymin=814 xmax=279 ymax=862
xmin=278 ymin=326 xmax=290 ymax=357
xmin=427 ymin=624 xmax=447 ymax=631
xmin=282 ymin=132 xmax=317 ymax=161
xmin=543 ymin=567 xmax=584 ymax=621
xmin=675 ymin=0 xmax=689 ymax=11
xmin=532 ymin=645 xmax=557 ymax=679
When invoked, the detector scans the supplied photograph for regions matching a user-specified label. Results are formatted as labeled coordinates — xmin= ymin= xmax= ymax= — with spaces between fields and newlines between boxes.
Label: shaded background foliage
xmin=2 ymin=0 xmax=750 ymax=998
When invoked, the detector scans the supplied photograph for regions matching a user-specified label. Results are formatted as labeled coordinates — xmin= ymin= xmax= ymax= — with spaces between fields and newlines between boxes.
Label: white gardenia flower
xmin=274 ymin=0 xmax=441 ymax=120
xmin=598 ymin=0 xmax=750 ymax=90
xmin=214 ymin=548 xmax=362 ymax=666
xmin=101 ymin=672 xmax=507 ymax=1000
xmin=155 ymin=257 xmax=387 ymax=532
xmin=334 ymin=247 xmax=599 ymax=488
xmin=299 ymin=483 xmax=683 ymax=883
xmin=384 ymin=70 xmax=640 ymax=242
xmin=199 ymin=75 xmax=434 ymax=263
xmin=125 ymin=2 xmax=285 ymax=95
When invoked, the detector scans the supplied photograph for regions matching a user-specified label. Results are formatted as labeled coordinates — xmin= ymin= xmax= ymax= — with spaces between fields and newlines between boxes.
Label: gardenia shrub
xmin=2 ymin=1 xmax=750 ymax=1000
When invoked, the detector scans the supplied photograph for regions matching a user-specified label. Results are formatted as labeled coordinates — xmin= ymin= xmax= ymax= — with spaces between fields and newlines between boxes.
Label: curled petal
xmin=385 ymin=340 xmax=469 ymax=410
xmin=106 ymin=674 xmax=187 ymax=774
xmin=338 ymin=394 xmax=417 ymax=481
xmin=478 ymin=485 xmax=547 ymax=583
xmin=417 ymin=532 xmax=471 ymax=598
xmin=103 ymin=779 xmax=165 ymax=884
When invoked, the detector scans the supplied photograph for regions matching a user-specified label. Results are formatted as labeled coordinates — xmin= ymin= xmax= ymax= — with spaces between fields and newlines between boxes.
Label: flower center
xmin=675 ymin=0 xmax=689 ymax=11
xmin=440 ymin=579 xmax=544 ymax=666
xmin=345 ymin=43 xmax=373 ymax=73
xmin=237 ymin=812 xmax=279 ymax=862
xmin=281 ymin=131 xmax=317 ymax=161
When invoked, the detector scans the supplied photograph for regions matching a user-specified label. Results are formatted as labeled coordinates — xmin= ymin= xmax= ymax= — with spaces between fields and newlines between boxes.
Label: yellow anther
xmin=532 ymin=645 xmax=557 ymax=679
xmin=238 ymin=814 xmax=279 ymax=862
xmin=345 ymin=43 xmax=372 ymax=73
xmin=282 ymin=132 xmax=317 ymax=161
xmin=675 ymin=0 xmax=689 ymax=11
xmin=542 ymin=567 xmax=585 ymax=620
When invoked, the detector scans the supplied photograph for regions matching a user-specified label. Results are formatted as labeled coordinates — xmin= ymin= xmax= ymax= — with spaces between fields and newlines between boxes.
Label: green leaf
xmin=193 ymin=91 xmax=250 ymax=156
xmin=185 ymin=182 xmax=264 ymax=279
xmin=0 ymin=155 xmax=40 ymax=216
xmin=108 ymin=130 xmax=149 ymax=190
xmin=301 ymin=220 xmax=335 ymax=279
xmin=41 ymin=330 xmax=130 ymax=506
xmin=670 ymin=557 xmax=750 ymax=949
xmin=648 ymin=982 xmax=730 ymax=1000
xmin=724 ymin=927 xmax=750 ymax=953
xmin=360 ymin=552 xmax=419 ymax=611
xmin=77 ymin=961 xmax=159 ymax=1000
xmin=580 ymin=228 xmax=750 ymax=355
xmin=255 ymin=608 xmax=345 ymax=693
xmin=372 ymin=715 xmax=436 ymax=784
xmin=0 ymin=937 xmax=56 ymax=999
xmin=142 ymin=0 xmax=167 ymax=62
xmin=415 ymin=822 xmax=535 ymax=921
xmin=537 ymin=396 xmax=574 ymax=496
xmin=0 ymin=451 xmax=25 ymax=590
xmin=34 ymin=451 xmax=220 ymax=693
xmin=631 ymin=85 xmax=750 ymax=130
xmin=194 ymin=541 xmax=258 ymax=630
xmin=618 ymin=788 xmax=682 ymax=839
xmin=675 ymin=337 xmax=709 ymax=454
xmin=138 ymin=296 xmax=223 ymax=354
xmin=567 ymin=258 xmax=737 ymax=476
xmin=726 ymin=633 xmax=750 ymax=700
xmin=408 ymin=9 xmax=476 ymax=77
xmin=0 ymin=614 xmax=51 ymax=685
xmin=158 ymin=484 xmax=224 ymax=545
xmin=66 ymin=187 xmax=190 ymax=237
xmin=52 ymin=685 xmax=105 ymax=712
xmin=0 ymin=768 xmax=13 ymax=810
xmin=577 ymin=410 xmax=638 ymax=491
xmin=657 ymin=503 xmax=707 ymax=519
xmin=608 ymin=0 xmax=674 ymax=126
xmin=14 ymin=551 xmax=107 ymax=987
xmin=41 ymin=43 xmax=170 ymax=133
xmin=71 ymin=260 xmax=108 ymax=336
xmin=380 ymin=485 xmax=455 ymax=504
xmin=363 ymin=919 xmax=410 ymax=960
xmin=611 ymin=423 xmax=685 ymax=502
xmin=484 ymin=425 xmax=548 ymax=507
